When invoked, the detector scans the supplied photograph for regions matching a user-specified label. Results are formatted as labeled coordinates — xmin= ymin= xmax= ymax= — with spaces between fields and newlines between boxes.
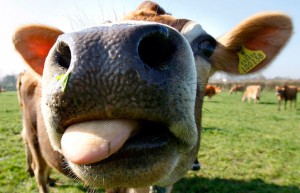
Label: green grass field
xmin=0 ymin=91 xmax=299 ymax=193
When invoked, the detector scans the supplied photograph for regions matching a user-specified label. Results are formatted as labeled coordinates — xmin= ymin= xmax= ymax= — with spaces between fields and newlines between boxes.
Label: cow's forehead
xmin=104 ymin=20 xmax=208 ymax=39
xmin=123 ymin=5 xmax=208 ymax=44
xmin=123 ymin=4 xmax=190 ymax=31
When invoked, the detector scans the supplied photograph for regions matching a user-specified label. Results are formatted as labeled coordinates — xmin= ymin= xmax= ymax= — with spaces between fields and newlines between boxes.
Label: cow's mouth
xmin=61 ymin=119 xmax=175 ymax=165
xmin=60 ymin=119 xmax=180 ymax=187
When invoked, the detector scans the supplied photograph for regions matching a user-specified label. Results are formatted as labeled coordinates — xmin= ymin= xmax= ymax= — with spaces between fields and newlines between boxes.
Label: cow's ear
xmin=211 ymin=12 xmax=292 ymax=75
xmin=13 ymin=25 xmax=63 ymax=75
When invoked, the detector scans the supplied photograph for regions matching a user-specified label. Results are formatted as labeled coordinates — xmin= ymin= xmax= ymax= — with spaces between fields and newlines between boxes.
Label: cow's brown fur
xmin=123 ymin=1 xmax=189 ymax=31
xmin=276 ymin=85 xmax=298 ymax=110
xmin=205 ymin=84 xmax=222 ymax=99
xmin=14 ymin=1 xmax=292 ymax=193
xmin=17 ymin=71 xmax=74 ymax=193
xmin=242 ymin=85 xmax=262 ymax=103
xmin=228 ymin=84 xmax=244 ymax=94
xmin=17 ymin=71 xmax=51 ymax=193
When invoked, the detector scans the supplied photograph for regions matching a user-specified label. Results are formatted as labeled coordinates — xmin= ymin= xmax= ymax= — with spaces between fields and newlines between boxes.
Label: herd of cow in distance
xmin=2 ymin=0 xmax=298 ymax=193
xmin=205 ymin=83 xmax=299 ymax=110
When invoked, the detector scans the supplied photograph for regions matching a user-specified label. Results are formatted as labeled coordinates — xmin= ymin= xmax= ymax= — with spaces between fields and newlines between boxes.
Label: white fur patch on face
xmin=181 ymin=21 xmax=213 ymax=86
xmin=181 ymin=21 xmax=207 ymax=44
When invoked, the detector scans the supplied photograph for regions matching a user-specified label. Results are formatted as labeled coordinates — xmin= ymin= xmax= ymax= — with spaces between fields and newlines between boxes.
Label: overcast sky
xmin=0 ymin=0 xmax=299 ymax=79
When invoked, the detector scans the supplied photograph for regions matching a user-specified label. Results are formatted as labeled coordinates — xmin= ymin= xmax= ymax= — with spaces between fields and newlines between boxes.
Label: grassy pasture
xmin=0 ymin=91 xmax=299 ymax=193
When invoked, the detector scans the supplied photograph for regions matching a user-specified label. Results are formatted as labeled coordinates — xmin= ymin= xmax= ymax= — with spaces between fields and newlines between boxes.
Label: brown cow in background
xmin=242 ymin=85 xmax=261 ymax=103
xmin=205 ymin=84 xmax=222 ymax=99
xmin=228 ymin=84 xmax=244 ymax=94
xmin=17 ymin=71 xmax=74 ymax=192
xmin=276 ymin=85 xmax=298 ymax=110
xmin=0 ymin=85 xmax=5 ymax=93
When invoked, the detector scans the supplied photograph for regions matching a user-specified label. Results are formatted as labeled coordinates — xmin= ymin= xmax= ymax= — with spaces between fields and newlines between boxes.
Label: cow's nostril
xmin=55 ymin=42 xmax=71 ymax=69
xmin=138 ymin=32 xmax=176 ymax=69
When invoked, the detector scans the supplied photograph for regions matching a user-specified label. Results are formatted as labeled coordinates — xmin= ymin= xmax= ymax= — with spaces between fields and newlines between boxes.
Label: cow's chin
xmin=61 ymin=119 xmax=182 ymax=188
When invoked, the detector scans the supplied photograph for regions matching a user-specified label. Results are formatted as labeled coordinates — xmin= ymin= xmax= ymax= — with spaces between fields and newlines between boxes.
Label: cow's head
xmin=13 ymin=1 xmax=292 ymax=189
xmin=275 ymin=86 xmax=285 ymax=97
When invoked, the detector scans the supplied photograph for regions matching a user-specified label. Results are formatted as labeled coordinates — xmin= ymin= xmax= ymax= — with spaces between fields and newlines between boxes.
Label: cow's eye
xmin=192 ymin=35 xmax=216 ymax=59
xmin=198 ymin=39 xmax=215 ymax=58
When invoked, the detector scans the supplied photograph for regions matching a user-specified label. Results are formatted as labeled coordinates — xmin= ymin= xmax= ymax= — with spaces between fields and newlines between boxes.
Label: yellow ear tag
xmin=237 ymin=46 xmax=266 ymax=74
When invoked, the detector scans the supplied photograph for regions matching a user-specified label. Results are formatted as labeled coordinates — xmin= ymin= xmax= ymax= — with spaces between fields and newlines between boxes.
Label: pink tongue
xmin=61 ymin=120 xmax=137 ymax=165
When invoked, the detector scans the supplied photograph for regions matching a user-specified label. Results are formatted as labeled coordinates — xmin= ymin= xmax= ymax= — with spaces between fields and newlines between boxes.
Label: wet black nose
xmin=46 ymin=22 xmax=194 ymax=91
xmin=138 ymin=30 xmax=176 ymax=69
xmin=55 ymin=41 xmax=71 ymax=69
xmin=53 ymin=23 xmax=180 ymax=74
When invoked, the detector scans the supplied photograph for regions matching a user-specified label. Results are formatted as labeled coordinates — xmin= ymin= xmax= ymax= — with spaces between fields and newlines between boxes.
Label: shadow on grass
xmin=173 ymin=176 xmax=300 ymax=193
xmin=202 ymin=127 xmax=223 ymax=132
xmin=203 ymin=100 xmax=220 ymax=103
xmin=259 ymin=101 xmax=277 ymax=105
xmin=202 ymin=127 xmax=232 ymax=134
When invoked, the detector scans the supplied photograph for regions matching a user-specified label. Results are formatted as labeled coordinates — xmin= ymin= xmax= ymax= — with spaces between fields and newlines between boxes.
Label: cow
xmin=242 ymin=85 xmax=262 ymax=103
xmin=205 ymin=84 xmax=222 ymax=99
xmin=13 ymin=1 xmax=292 ymax=193
xmin=276 ymin=85 xmax=298 ymax=110
xmin=228 ymin=84 xmax=244 ymax=94
xmin=0 ymin=85 xmax=5 ymax=93
xmin=16 ymin=71 xmax=74 ymax=191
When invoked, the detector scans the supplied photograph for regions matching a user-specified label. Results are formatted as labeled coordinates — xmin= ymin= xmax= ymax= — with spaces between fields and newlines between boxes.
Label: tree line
xmin=0 ymin=74 xmax=17 ymax=91
xmin=210 ymin=79 xmax=300 ymax=91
